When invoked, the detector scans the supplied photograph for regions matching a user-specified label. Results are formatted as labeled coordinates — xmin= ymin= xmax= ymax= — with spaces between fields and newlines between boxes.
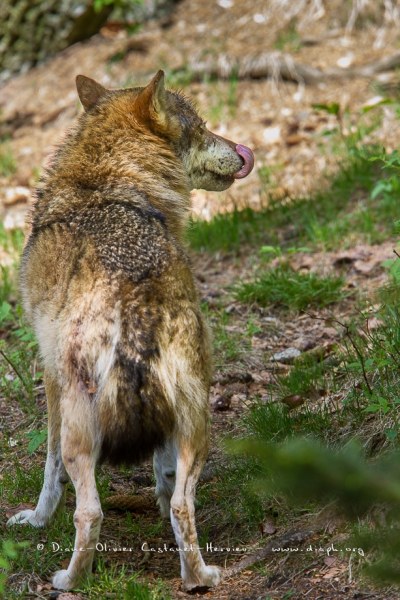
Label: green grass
xmin=0 ymin=305 xmax=39 ymax=410
xmin=0 ymin=463 xmax=172 ymax=598
xmin=276 ymin=350 xmax=334 ymax=399
xmin=228 ymin=435 xmax=400 ymax=586
xmin=0 ymin=540 xmax=29 ymax=597
xmin=202 ymin=304 xmax=251 ymax=367
xmin=196 ymin=452 xmax=265 ymax=542
xmin=1 ymin=463 xmax=45 ymax=504
xmin=0 ymin=224 xmax=24 ymax=257
xmin=163 ymin=65 xmax=195 ymax=88
xmin=243 ymin=402 xmax=332 ymax=445
xmin=78 ymin=560 xmax=172 ymax=600
xmin=0 ymin=227 xmax=39 ymax=413
xmin=0 ymin=509 xmax=75 ymax=598
xmin=206 ymin=76 xmax=238 ymax=126
xmin=235 ymin=263 xmax=346 ymax=311
xmin=340 ymin=261 xmax=400 ymax=446
xmin=274 ymin=20 xmax=302 ymax=52
xmin=238 ymin=256 xmax=400 ymax=455
xmin=0 ymin=144 xmax=16 ymax=176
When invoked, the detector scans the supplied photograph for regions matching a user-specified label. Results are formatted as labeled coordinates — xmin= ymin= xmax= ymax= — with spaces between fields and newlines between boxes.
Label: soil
xmin=1 ymin=1 xmax=400 ymax=598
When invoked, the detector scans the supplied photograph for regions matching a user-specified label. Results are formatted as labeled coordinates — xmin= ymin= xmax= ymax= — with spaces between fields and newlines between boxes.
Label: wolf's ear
xmin=140 ymin=70 xmax=168 ymax=115
xmin=76 ymin=75 xmax=107 ymax=111
xmin=137 ymin=70 xmax=180 ymax=134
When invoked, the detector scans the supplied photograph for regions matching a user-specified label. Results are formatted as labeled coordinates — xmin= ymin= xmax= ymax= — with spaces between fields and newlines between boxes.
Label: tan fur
xmin=7 ymin=70 xmax=252 ymax=591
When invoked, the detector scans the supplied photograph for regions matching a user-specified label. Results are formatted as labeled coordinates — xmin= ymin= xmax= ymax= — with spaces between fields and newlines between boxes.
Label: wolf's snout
xmin=234 ymin=144 xmax=254 ymax=179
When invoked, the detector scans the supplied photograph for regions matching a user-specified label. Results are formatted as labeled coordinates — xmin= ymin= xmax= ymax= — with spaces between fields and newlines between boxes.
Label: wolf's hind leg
xmin=170 ymin=430 xmax=221 ymax=591
xmin=51 ymin=390 xmax=103 ymax=591
xmin=153 ymin=440 xmax=177 ymax=518
xmin=7 ymin=372 xmax=67 ymax=528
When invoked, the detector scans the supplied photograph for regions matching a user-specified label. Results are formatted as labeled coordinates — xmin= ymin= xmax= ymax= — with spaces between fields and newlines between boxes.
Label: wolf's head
xmin=76 ymin=71 xmax=254 ymax=192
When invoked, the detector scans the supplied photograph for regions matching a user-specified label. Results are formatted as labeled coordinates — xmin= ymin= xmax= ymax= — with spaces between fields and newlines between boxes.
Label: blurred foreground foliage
xmin=230 ymin=436 xmax=400 ymax=584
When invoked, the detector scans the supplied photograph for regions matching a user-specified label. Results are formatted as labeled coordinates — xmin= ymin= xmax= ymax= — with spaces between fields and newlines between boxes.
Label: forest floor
xmin=2 ymin=1 xmax=400 ymax=598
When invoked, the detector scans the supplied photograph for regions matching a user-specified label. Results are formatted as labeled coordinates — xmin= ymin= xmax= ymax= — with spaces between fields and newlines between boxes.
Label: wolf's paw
xmin=7 ymin=509 xmax=45 ymax=528
xmin=52 ymin=569 xmax=75 ymax=591
xmin=156 ymin=494 xmax=171 ymax=519
xmin=183 ymin=565 xmax=221 ymax=591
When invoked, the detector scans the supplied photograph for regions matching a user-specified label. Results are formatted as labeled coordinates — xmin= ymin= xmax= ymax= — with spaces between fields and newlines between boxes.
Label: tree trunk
xmin=0 ymin=1 xmax=112 ymax=83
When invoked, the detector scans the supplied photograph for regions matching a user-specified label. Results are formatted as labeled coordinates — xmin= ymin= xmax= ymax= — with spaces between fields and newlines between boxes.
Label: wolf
xmin=7 ymin=70 xmax=254 ymax=591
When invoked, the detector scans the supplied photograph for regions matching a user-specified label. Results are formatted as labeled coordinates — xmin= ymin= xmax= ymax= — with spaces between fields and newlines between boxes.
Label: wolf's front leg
xmin=7 ymin=372 xmax=67 ymax=528
xmin=7 ymin=448 xmax=66 ymax=527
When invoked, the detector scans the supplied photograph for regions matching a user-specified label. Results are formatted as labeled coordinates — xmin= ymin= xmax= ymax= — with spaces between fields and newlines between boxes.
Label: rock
xmin=271 ymin=347 xmax=301 ymax=364
xmin=3 ymin=208 xmax=27 ymax=230
xmin=281 ymin=394 xmax=305 ymax=410
xmin=286 ymin=133 xmax=305 ymax=146
xmin=262 ymin=126 xmax=281 ymax=145
xmin=259 ymin=517 xmax=277 ymax=536
xmin=3 ymin=185 xmax=31 ymax=205
xmin=336 ymin=53 xmax=354 ymax=68
xmin=213 ymin=394 xmax=232 ymax=411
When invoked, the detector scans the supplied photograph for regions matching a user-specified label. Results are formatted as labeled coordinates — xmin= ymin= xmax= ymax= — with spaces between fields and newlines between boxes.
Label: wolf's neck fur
xmin=38 ymin=117 xmax=192 ymax=242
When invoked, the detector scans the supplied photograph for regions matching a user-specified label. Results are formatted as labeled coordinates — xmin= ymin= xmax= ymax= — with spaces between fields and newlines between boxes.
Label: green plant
xmin=274 ymin=19 xmax=302 ymax=52
xmin=206 ymin=76 xmax=239 ymax=126
xmin=0 ymin=224 xmax=24 ymax=256
xmin=0 ymin=267 xmax=17 ymax=305
xmin=202 ymin=305 xmax=248 ymax=366
xmin=0 ymin=145 xmax=16 ymax=177
xmin=0 ymin=540 xmax=29 ymax=596
xmin=340 ymin=258 xmax=400 ymax=441
xmin=278 ymin=351 xmax=331 ymax=398
xmin=78 ymin=559 xmax=171 ymax=599
xmin=159 ymin=65 xmax=195 ymax=88
xmin=229 ymin=436 xmax=400 ymax=585
xmin=26 ymin=429 xmax=47 ymax=454
xmin=243 ymin=400 xmax=331 ymax=445
xmin=0 ymin=299 xmax=38 ymax=410
xmin=235 ymin=263 xmax=345 ymax=311
xmin=187 ymin=209 xmax=261 ymax=252
xmin=93 ymin=0 xmax=142 ymax=12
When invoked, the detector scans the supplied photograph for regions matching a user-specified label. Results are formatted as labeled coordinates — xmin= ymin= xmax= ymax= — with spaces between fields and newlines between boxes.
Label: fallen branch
xmin=224 ymin=527 xmax=316 ymax=578
xmin=184 ymin=50 xmax=400 ymax=84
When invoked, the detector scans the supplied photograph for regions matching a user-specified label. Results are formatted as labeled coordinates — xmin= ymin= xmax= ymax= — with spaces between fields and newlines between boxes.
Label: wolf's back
xmin=22 ymin=199 xmax=194 ymax=464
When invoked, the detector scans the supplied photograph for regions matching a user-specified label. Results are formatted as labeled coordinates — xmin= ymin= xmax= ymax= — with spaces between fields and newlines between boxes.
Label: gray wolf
xmin=7 ymin=70 xmax=254 ymax=591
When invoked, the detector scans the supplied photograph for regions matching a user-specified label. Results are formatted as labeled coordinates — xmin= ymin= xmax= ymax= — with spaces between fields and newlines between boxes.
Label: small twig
xmin=345 ymin=332 xmax=373 ymax=395
xmin=276 ymin=559 xmax=320 ymax=589
xmin=173 ymin=49 xmax=400 ymax=85
xmin=348 ymin=552 xmax=353 ymax=584
xmin=0 ymin=348 xmax=31 ymax=396
xmin=224 ymin=528 xmax=316 ymax=578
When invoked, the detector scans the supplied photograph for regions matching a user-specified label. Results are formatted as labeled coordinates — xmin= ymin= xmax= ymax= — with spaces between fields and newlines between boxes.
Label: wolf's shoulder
xmin=72 ymin=201 xmax=180 ymax=282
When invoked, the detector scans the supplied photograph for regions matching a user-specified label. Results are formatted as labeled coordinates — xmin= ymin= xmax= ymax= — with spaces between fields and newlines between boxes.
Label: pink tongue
xmin=234 ymin=144 xmax=255 ymax=179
